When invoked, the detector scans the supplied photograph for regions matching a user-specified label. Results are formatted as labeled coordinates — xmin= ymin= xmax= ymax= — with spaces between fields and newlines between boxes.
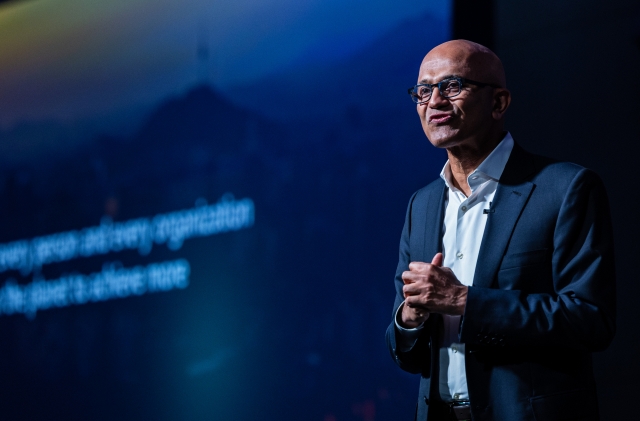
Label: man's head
xmin=414 ymin=40 xmax=511 ymax=150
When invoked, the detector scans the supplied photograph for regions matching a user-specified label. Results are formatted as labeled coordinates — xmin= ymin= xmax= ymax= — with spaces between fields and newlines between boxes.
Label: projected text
xmin=0 ymin=259 xmax=190 ymax=318
xmin=0 ymin=194 xmax=254 ymax=318
xmin=0 ymin=194 xmax=254 ymax=275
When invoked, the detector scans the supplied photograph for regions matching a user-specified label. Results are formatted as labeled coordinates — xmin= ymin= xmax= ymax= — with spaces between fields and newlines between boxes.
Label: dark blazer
xmin=386 ymin=142 xmax=616 ymax=421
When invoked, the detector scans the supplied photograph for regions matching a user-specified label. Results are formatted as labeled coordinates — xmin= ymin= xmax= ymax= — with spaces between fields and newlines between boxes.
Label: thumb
xmin=431 ymin=252 xmax=443 ymax=267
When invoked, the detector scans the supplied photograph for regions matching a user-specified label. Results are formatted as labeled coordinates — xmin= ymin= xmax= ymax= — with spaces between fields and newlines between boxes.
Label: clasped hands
xmin=400 ymin=253 xmax=468 ymax=328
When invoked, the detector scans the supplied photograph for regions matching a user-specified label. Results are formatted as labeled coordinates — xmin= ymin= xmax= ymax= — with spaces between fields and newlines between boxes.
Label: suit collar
xmin=419 ymin=181 xmax=447 ymax=262
xmin=497 ymin=140 xmax=538 ymax=185
xmin=472 ymin=142 xmax=537 ymax=289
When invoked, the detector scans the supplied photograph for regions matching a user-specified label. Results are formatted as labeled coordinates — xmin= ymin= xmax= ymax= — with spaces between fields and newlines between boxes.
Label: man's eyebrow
xmin=418 ymin=74 xmax=458 ymax=84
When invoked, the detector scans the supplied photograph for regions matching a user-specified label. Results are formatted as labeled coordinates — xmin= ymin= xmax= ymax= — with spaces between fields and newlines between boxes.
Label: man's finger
xmin=408 ymin=261 xmax=427 ymax=272
xmin=401 ymin=270 xmax=416 ymax=284
xmin=403 ymin=283 xmax=419 ymax=297
xmin=431 ymin=252 xmax=443 ymax=267
xmin=405 ymin=295 xmax=427 ymax=310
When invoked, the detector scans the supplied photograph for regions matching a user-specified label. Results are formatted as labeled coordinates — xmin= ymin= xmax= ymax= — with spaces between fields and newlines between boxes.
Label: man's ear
xmin=492 ymin=88 xmax=511 ymax=120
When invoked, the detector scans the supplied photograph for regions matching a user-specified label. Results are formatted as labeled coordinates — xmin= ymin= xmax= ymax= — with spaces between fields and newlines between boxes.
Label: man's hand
xmin=400 ymin=253 xmax=468 ymax=327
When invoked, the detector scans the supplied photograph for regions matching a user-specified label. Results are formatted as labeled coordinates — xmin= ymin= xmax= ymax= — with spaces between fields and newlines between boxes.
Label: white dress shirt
xmin=395 ymin=133 xmax=514 ymax=402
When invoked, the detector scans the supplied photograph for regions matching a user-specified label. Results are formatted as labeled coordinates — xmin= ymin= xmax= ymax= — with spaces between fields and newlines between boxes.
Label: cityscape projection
xmin=0 ymin=0 xmax=451 ymax=420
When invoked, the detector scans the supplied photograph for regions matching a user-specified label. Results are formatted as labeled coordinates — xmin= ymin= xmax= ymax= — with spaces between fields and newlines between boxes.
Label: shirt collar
xmin=439 ymin=132 xmax=515 ymax=191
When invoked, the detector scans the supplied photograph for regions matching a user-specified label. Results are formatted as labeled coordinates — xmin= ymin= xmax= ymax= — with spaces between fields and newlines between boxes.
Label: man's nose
xmin=428 ymin=87 xmax=448 ymax=108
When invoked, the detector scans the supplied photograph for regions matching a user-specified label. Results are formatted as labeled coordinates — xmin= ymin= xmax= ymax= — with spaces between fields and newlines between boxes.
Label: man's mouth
xmin=429 ymin=114 xmax=452 ymax=124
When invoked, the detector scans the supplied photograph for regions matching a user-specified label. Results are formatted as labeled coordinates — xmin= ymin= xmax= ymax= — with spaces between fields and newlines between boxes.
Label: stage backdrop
xmin=0 ymin=1 xmax=451 ymax=420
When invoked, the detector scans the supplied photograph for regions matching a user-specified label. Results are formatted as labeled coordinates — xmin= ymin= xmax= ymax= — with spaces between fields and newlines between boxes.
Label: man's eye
xmin=417 ymin=86 xmax=431 ymax=96
xmin=442 ymin=80 xmax=458 ymax=92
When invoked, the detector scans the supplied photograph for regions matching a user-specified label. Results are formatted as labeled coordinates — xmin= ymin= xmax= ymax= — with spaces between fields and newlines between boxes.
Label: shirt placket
xmin=452 ymin=183 xmax=480 ymax=285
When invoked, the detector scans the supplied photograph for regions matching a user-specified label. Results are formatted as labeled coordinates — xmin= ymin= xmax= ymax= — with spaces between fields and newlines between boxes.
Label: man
xmin=386 ymin=40 xmax=615 ymax=421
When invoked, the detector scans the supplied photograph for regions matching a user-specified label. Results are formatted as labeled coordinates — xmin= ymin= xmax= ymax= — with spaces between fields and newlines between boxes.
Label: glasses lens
xmin=440 ymin=79 xmax=461 ymax=97
xmin=410 ymin=85 xmax=431 ymax=103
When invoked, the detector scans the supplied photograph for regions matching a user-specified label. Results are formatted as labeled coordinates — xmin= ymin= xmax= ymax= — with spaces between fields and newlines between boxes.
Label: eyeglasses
xmin=408 ymin=77 xmax=501 ymax=104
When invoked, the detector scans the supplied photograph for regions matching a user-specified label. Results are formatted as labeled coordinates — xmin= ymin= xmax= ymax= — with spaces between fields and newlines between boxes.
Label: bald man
xmin=386 ymin=40 xmax=615 ymax=421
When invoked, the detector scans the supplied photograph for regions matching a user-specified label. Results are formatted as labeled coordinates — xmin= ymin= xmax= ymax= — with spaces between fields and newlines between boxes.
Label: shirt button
xmin=456 ymin=252 xmax=463 ymax=259
xmin=452 ymin=346 xmax=457 ymax=353
xmin=453 ymin=393 xmax=460 ymax=400
xmin=461 ymin=206 xmax=467 ymax=212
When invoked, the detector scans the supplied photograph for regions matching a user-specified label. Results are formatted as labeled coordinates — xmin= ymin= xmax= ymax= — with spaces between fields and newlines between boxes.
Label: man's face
xmin=416 ymin=52 xmax=494 ymax=149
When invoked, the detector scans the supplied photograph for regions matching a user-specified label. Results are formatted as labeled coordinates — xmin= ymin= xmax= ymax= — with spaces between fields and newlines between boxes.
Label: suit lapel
xmin=472 ymin=143 xmax=536 ymax=289
xmin=423 ymin=182 xmax=447 ymax=262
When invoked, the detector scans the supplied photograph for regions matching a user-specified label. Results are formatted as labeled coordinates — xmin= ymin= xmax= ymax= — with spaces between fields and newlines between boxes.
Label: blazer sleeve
xmin=385 ymin=191 xmax=433 ymax=374
xmin=460 ymin=168 xmax=616 ymax=352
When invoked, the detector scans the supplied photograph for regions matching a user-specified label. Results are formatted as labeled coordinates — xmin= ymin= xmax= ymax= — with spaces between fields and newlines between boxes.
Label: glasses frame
xmin=408 ymin=77 xmax=501 ymax=104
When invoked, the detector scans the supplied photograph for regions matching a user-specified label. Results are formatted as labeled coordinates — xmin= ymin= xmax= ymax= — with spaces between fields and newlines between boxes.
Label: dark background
xmin=0 ymin=0 xmax=638 ymax=420
xmin=463 ymin=0 xmax=639 ymax=418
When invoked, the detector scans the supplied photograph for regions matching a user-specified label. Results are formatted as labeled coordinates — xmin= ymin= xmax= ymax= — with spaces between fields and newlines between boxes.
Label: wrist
xmin=455 ymin=286 xmax=468 ymax=315
xmin=399 ymin=302 xmax=429 ymax=328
